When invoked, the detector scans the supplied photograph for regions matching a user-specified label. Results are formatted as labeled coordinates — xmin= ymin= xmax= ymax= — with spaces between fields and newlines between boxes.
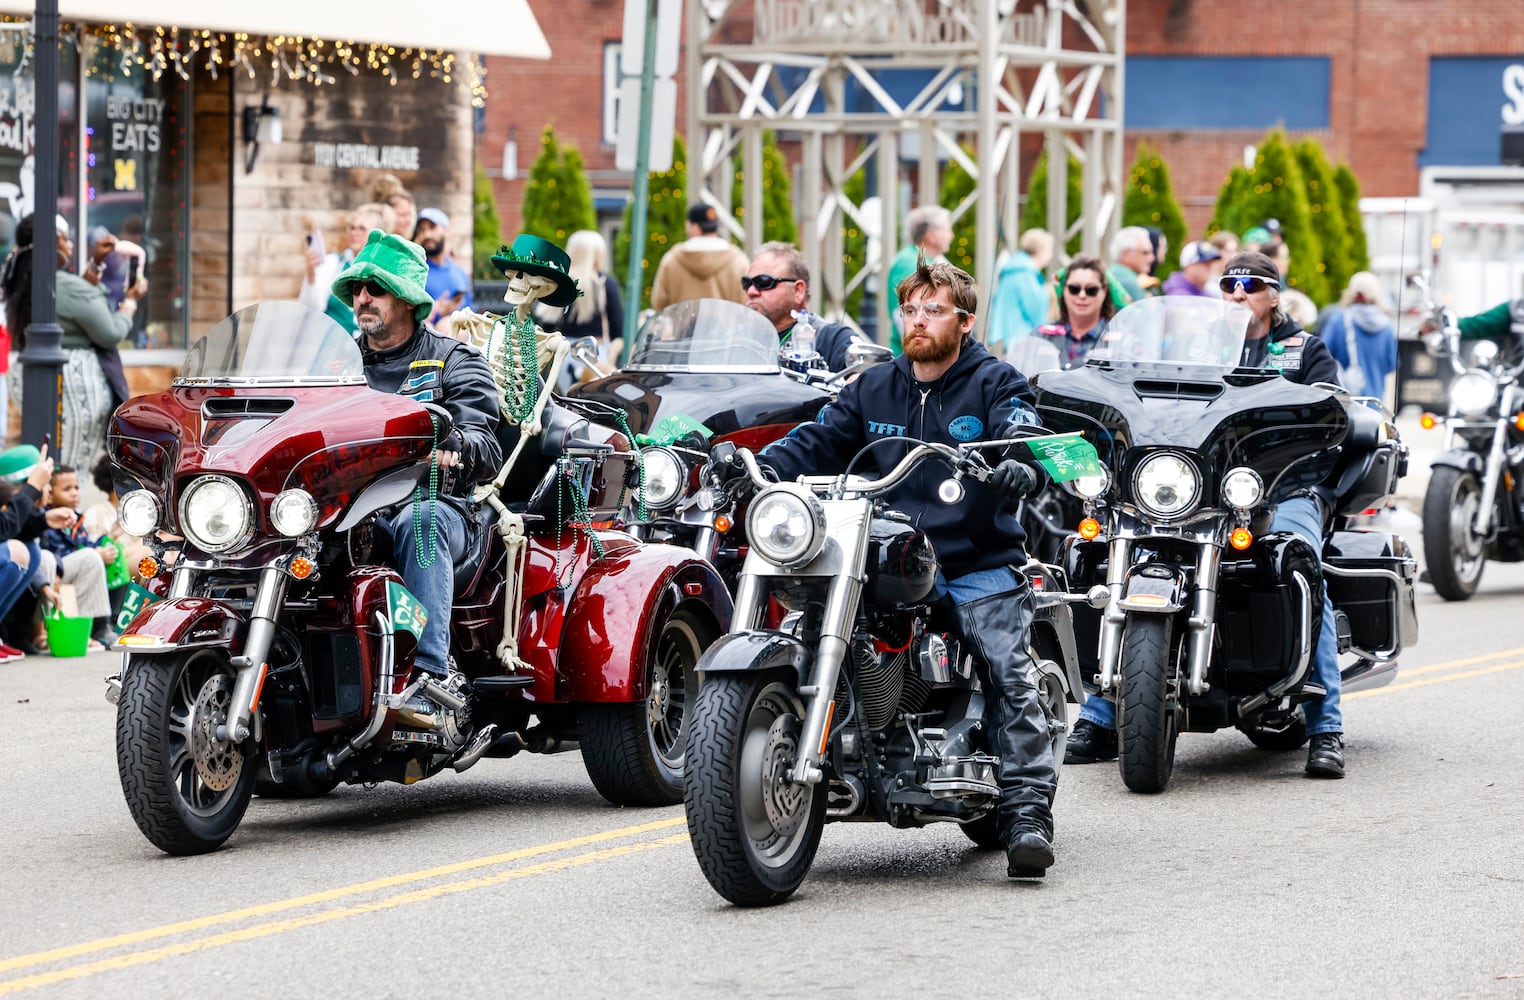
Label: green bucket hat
xmin=490 ymin=234 xmax=579 ymax=308
xmin=331 ymin=230 xmax=434 ymax=322
xmin=0 ymin=444 xmax=40 ymax=483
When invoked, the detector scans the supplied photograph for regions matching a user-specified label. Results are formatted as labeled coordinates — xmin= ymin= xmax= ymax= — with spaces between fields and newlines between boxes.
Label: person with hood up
xmin=650 ymin=203 xmax=749 ymax=309
xmin=1320 ymin=271 xmax=1397 ymax=402
xmin=986 ymin=228 xmax=1055 ymax=354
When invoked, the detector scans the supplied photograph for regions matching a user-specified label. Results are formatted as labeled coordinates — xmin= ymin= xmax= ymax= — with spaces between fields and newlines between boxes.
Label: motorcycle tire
xmin=684 ymin=673 xmax=826 ymax=907
xmin=1237 ymin=708 xmax=1309 ymax=752
xmin=116 ymin=650 xmax=257 ymax=855
xmin=579 ymin=612 xmax=705 ymax=807
xmin=1116 ymin=614 xmax=1178 ymax=794
xmin=1422 ymin=466 xmax=1486 ymax=601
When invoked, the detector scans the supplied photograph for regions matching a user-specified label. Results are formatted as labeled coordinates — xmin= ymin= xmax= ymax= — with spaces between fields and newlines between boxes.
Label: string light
xmin=0 ymin=16 xmax=479 ymax=104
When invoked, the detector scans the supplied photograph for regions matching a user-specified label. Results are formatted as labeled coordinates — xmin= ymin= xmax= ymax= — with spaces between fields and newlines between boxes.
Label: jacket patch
xmin=948 ymin=414 xmax=984 ymax=441
xmin=404 ymin=370 xmax=441 ymax=392
xmin=868 ymin=420 xmax=907 ymax=437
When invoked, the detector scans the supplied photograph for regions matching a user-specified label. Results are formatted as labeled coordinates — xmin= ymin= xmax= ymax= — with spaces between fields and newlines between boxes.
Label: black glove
xmin=989 ymin=460 xmax=1038 ymax=505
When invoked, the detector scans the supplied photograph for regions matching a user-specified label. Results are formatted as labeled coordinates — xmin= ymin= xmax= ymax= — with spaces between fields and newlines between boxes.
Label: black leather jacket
xmin=360 ymin=324 xmax=504 ymax=492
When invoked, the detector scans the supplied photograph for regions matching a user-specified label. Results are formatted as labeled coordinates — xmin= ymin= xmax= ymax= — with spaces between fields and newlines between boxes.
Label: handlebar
xmin=731 ymin=439 xmax=1005 ymax=500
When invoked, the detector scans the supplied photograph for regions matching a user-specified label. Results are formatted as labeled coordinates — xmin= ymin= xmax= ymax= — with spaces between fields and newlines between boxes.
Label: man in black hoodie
xmin=332 ymin=232 xmax=503 ymax=728
xmin=757 ymin=260 xmax=1058 ymax=879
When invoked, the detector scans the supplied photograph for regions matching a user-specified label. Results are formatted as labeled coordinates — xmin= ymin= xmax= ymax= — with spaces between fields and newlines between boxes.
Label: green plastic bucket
xmin=45 ymin=612 xmax=94 ymax=657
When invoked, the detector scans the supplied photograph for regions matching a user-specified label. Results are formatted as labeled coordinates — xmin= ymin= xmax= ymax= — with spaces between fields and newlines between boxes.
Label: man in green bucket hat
xmin=331 ymin=230 xmax=503 ymax=728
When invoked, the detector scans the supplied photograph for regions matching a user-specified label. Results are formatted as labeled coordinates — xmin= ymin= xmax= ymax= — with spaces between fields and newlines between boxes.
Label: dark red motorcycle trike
xmin=105 ymin=302 xmax=730 ymax=855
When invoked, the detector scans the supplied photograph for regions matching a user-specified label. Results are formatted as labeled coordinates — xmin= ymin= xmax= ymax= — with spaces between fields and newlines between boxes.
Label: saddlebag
xmin=1323 ymin=530 xmax=1418 ymax=659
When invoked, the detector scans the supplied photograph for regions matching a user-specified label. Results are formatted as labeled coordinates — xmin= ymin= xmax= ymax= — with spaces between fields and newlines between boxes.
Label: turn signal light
xmin=1420 ymin=413 xmax=1438 ymax=430
xmin=1077 ymin=517 xmax=1101 ymax=540
xmin=713 ymin=515 xmax=732 ymax=534
xmin=1230 ymin=527 xmax=1253 ymax=550
xmin=1514 ymin=413 xmax=1524 ymax=432
xmin=289 ymin=557 xmax=314 ymax=580
xmin=137 ymin=556 xmax=159 ymax=579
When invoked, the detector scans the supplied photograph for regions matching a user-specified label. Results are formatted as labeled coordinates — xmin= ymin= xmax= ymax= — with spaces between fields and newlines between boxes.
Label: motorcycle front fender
xmin=1430 ymin=447 xmax=1485 ymax=476
xmin=556 ymin=545 xmax=733 ymax=703
xmin=693 ymin=630 xmax=811 ymax=688
xmin=114 ymin=596 xmax=247 ymax=653
xmin=1116 ymin=563 xmax=1189 ymax=614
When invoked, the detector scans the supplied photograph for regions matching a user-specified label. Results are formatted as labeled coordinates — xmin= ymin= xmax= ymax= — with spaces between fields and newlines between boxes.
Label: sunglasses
xmin=1065 ymin=283 xmax=1102 ymax=297
xmin=897 ymin=302 xmax=969 ymax=321
xmin=1219 ymin=275 xmax=1279 ymax=294
xmin=741 ymin=273 xmax=796 ymax=292
xmin=351 ymin=279 xmax=391 ymax=298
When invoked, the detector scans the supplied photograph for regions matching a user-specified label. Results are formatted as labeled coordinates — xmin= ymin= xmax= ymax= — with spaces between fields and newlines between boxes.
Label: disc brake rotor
xmin=190 ymin=673 xmax=242 ymax=792
xmin=760 ymin=713 xmax=807 ymax=836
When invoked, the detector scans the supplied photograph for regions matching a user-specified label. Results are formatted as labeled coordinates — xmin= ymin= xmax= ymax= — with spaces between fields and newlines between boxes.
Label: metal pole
xmin=621 ymin=0 xmax=661 ymax=348
xmin=21 ymin=0 xmax=64 ymax=450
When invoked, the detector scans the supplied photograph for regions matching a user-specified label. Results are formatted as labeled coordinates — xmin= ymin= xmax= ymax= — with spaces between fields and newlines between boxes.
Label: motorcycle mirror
xmin=937 ymin=478 xmax=965 ymax=504
xmin=1084 ymin=584 xmax=1110 ymax=609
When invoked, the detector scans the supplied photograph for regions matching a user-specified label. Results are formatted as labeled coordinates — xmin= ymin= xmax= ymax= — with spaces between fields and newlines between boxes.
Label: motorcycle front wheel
xmin=1422 ymin=465 xmax=1486 ymax=601
xmin=1116 ymin=614 xmax=1179 ymax=794
xmin=684 ymin=673 xmax=826 ymax=906
xmin=116 ymin=649 xmax=257 ymax=855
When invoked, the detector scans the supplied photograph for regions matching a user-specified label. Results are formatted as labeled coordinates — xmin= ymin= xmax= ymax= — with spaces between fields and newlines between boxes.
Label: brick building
xmin=483 ymin=0 xmax=1524 ymax=252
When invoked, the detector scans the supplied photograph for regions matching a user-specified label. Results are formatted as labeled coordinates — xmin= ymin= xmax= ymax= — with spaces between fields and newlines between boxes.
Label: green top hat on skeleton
xmin=330 ymin=230 xmax=434 ymax=323
xmin=490 ymin=234 xmax=579 ymax=309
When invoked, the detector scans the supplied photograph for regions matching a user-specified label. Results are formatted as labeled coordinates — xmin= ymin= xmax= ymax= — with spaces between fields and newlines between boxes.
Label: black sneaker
xmin=1305 ymin=732 xmax=1345 ymax=779
xmin=1064 ymin=718 xmax=1118 ymax=764
xmin=1006 ymin=829 xmax=1055 ymax=879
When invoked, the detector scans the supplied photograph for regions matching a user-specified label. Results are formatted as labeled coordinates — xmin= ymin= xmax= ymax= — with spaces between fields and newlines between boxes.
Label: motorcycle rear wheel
xmin=116 ymin=650 xmax=257 ymax=855
xmin=580 ymin=611 xmax=705 ymax=806
xmin=1422 ymin=465 xmax=1486 ymax=601
xmin=684 ymin=673 xmax=825 ymax=906
xmin=1116 ymin=614 xmax=1178 ymax=794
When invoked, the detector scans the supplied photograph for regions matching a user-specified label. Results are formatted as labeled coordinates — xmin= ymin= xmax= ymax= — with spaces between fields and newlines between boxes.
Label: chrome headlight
xmin=1132 ymin=453 xmax=1200 ymax=519
xmin=1449 ymin=370 xmax=1498 ymax=417
xmin=1071 ymin=467 xmax=1111 ymax=501
xmin=746 ymin=485 xmax=826 ymax=567
xmin=178 ymin=475 xmax=253 ymax=553
xmin=639 ymin=447 xmax=687 ymax=512
xmin=118 ymin=489 xmax=160 ymax=537
xmin=1221 ymin=467 xmax=1264 ymax=510
xmin=270 ymin=488 xmax=318 ymax=537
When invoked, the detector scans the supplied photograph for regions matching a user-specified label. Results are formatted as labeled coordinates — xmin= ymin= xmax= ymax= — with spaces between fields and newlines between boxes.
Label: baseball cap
xmin=1220 ymin=251 xmax=1280 ymax=284
xmin=416 ymin=207 xmax=450 ymax=230
xmin=1179 ymin=241 xmax=1222 ymax=268
xmin=0 ymin=444 xmax=41 ymax=483
xmin=1242 ymin=226 xmax=1272 ymax=246
xmin=686 ymin=202 xmax=719 ymax=230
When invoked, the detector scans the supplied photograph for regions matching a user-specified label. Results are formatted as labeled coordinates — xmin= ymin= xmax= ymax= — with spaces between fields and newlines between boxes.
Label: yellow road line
xmin=0 ymin=833 xmax=689 ymax=996
xmin=1347 ymin=659 xmax=1524 ymax=699
xmin=0 ymin=815 xmax=685 ymax=976
xmin=1390 ymin=645 xmax=1524 ymax=680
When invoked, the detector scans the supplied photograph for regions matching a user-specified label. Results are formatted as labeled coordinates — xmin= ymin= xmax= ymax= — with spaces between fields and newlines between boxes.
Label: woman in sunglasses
xmin=1033 ymin=255 xmax=1117 ymax=368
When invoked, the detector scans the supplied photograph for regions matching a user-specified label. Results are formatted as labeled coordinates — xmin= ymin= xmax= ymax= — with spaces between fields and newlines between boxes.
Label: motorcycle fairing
xmin=556 ymin=545 xmax=733 ymax=702
xmin=570 ymin=370 xmax=831 ymax=441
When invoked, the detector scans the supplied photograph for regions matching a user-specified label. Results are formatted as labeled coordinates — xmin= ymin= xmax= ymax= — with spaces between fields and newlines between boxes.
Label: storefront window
xmin=82 ymin=33 xmax=189 ymax=349
xmin=0 ymin=30 xmax=79 ymax=266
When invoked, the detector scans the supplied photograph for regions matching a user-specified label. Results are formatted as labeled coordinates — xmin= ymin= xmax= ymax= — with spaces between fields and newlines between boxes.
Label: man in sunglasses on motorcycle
xmin=1065 ymin=250 xmax=1351 ymax=777
xmin=332 ymin=231 xmax=504 ymax=729
xmin=743 ymin=259 xmax=1060 ymax=879
xmin=743 ymin=242 xmax=868 ymax=373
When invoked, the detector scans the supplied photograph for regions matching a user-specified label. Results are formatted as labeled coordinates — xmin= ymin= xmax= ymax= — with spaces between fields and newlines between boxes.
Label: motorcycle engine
xmin=850 ymin=640 xmax=931 ymax=731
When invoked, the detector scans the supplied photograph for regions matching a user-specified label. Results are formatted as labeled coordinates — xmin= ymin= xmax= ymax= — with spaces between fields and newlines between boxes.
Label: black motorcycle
xmin=1415 ymin=286 xmax=1524 ymax=600
xmin=682 ymin=439 xmax=1101 ymax=906
xmin=1036 ymin=297 xmax=1418 ymax=793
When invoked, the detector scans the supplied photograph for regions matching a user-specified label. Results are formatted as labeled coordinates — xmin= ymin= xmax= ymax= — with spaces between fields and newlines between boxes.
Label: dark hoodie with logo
xmin=758 ymin=339 xmax=1042 ymax=579
xmin=1239 ymin=313 xmax=1341 ymax=386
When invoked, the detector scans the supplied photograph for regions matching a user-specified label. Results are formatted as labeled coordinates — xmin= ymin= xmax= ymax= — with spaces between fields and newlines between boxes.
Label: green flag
xmin=636 ymin=413 xmax=713 ymax=447
xmin=114 ymin=582 xmax=160 ymax=633
xmin=1012 ymin=432 xmax=1101 ymax=483
xmin=386 ymin=581 xmax=430 ymax=641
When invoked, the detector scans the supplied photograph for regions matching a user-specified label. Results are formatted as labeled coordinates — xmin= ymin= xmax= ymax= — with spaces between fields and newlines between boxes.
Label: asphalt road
xmin=3 ymin=562 xmax=1522 ymax=998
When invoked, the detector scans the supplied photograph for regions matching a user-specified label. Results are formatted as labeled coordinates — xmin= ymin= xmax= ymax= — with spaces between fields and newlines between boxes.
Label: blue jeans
xmin=1077 ymin=496 xmax=1342 ymax=736
xmin=380 ymin=499 xmax=470 ymax=677
xmin=0 ymin=544 xmax=30 ymax=623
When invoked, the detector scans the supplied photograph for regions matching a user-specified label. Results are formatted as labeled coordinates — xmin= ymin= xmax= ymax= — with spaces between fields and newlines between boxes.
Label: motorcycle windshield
xmin=1089 ymin=296 xmax=1251 ymax=374
xmin=176 ymin=301 xmax=365 ymax=385
xmin=625 ymin=298 xmax=781 ymax=373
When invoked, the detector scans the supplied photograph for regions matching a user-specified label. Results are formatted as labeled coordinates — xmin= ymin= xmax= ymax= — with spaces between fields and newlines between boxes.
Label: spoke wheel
xmin=1116 ymin=614 xmax=1179 ymax=794
xmin=116 ymin=650 xmax=256 ymax=855
xmin=1422 ymin=466 xmax=1486 ymax=601
xmin=581 ymin=612 xmax=706 ymax=806
xmin=685 ymin=674 xmax=826 ymax=906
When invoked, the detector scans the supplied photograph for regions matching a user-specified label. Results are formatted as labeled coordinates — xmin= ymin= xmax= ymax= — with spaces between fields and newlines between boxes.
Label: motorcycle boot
xmin=1064 ymin=718 xmax=1118 ymax=764
xmin=1305 ymin=732 xmax=1345 ymax=778
xmin=954 ymin=585 xmax=1057 ymax=878
xmin=396 ymin=666 xmax=471 ymax=747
